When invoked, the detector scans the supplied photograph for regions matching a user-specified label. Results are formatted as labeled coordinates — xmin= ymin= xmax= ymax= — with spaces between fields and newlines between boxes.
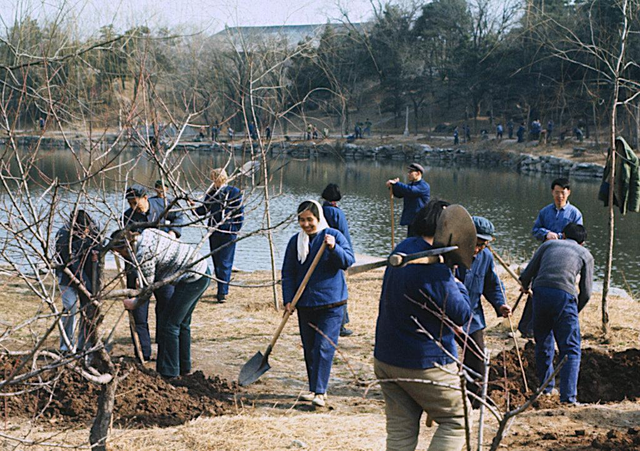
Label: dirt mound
xmin=488 ymin=343 xmax=640 ymax=408
xmin=590 ymin=428 xmax=640 ymax=450
xmin=1 ymin=357 xmax=236 ymax=427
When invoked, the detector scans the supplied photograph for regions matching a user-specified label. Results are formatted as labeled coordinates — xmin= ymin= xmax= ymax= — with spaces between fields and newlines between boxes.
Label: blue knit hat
xmin=472 ymin=216 xmax=495 ymax=241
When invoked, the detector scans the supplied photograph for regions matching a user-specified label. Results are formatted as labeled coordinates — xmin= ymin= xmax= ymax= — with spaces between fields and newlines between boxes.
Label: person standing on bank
xmin=386 ymin=163 xmax=431 ymax=237
xmin=374 ymin=200 xmax=472 ymax=451
xmin=55 ymin=210 xmax=102 ymax=353
xmin=282 ymin=200 xmax=355 ymax=407
xmin=532 ymin=178 xmax=583 ymax=242
xmin=111 ymin=229 xmax=211 ymax=378
xmin=122 ymin=184 xmax=187 ymax=361
xmin=519 ymin=223 xmax=593 ymax=405
xmin=194 ymin=168 xmax=244 ymax=303
xmin=321 ymin=183 xmax=354 ymax=337
xmin=455 ymin=216 xmax=511 ymax=407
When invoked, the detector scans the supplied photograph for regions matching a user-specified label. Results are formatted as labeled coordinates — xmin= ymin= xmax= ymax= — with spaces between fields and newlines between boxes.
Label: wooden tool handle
xmin=488 ymin=245 xmax=522 ymax=286
xmin=115 ymin=255 xmax=146 ymax=364
xmin=267 ymin=242 xmax=328 ymax=351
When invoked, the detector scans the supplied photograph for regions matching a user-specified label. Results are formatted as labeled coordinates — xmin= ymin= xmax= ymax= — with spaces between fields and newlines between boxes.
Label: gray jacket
xmin=520 ymin=239 xmax=594 ymax=311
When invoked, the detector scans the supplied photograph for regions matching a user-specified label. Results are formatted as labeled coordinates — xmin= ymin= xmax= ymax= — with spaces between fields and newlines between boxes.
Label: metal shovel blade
xmin=238 ymin=351 xmax=271 ymax=386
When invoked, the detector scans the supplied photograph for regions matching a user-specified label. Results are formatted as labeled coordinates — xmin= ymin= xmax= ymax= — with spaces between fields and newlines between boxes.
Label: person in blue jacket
xmin=455 ymin=216 xmax=511 ymax=407
xmin=386 ymin=163 xmax=431 ymax=237
xmin=282 ymin=200 xmax=355 ymax=408
xmin=122 ymin=184 xmax=187 ymax=361
xmin=532 ymin=178 xmax=583 ymax=242
xmin=321 ymin=183 xmax=354 ymax=337
xmin=194 ymin=168 xmax=244 ymax=303
xmin=374 ymin=199 xmax=472 ymax=451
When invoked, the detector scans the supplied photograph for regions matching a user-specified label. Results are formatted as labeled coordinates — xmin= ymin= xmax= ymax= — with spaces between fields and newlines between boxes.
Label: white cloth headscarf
xmin=296 ymin=199 xmax=329 ymax=263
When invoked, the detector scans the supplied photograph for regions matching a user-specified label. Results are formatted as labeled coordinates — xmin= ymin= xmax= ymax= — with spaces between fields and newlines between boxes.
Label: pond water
xmin=2 ymin=149 xmax=639 ymax=294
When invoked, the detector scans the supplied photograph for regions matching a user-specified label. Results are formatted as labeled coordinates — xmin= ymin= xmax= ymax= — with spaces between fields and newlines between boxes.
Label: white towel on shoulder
xmin=296 ymin=200 xmax=329 ymax=263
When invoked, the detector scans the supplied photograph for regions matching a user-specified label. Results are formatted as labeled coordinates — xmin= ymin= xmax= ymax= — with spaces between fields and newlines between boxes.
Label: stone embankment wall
xmin=5 ymin=136 xmax=604 ymax=179
xmin=269 ymin=142 xmax=604 ymax=179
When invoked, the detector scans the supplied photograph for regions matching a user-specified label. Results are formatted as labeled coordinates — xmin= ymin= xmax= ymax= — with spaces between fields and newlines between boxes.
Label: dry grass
xmin=1 ymin=267 xmax=639 ymax=450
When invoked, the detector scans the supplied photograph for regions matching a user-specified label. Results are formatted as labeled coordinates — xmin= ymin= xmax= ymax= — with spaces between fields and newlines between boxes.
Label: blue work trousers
xmin=156 ymin=270 xmax=211 ymax=377
xmin=297 ymin=304 xmax=344 ymax=394
xmin=131 ymin=284 xmax=175 ymax=360
xmin=532 ymin=286 xmax=581 ymax=403
xmin=209 ymin=232 xmax=237 ymax=296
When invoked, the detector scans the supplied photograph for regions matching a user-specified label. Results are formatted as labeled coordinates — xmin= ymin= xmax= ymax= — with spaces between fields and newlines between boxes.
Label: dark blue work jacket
xmin=195 ymin=185 xmax=244 ymax=234
xmin=375 ymin=237 xmax=471 ymax=369
xmin=322 ymin=201 xmax=353 ymax=249
xmin=122 ymin=197 xmax=186 ymax=238
xmin=392 ymin=180 xmax=431 ymax=226
xmin=282 ymin=229 xmax=354 ymax=308
xmin=455 ymin=247 xmax=505 ymax=334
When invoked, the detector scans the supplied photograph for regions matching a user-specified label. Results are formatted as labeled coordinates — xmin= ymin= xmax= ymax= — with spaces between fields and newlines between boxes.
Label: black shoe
xmin=340 ymin=328 xmax=353 ymax=337
xmin=216 ymin=293 xmax=227 ymax=303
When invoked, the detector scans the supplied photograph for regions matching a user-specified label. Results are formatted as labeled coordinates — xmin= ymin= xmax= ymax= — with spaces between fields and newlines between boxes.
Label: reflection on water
xmin=2 ymin=150 xmax=639 ymax=292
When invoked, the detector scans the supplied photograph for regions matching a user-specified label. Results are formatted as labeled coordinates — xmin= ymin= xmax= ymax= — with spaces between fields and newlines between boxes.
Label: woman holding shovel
xmin=282 ymin=200 xmax=355 ymax=407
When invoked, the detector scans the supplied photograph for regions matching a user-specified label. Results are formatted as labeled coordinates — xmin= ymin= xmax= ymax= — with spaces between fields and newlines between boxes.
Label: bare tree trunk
xmin=89 ymin=357 xmax=119 ymax=451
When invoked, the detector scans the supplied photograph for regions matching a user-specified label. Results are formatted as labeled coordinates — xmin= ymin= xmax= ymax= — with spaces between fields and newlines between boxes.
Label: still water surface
xmin=4 ymin=150 xmax=639 ymax=293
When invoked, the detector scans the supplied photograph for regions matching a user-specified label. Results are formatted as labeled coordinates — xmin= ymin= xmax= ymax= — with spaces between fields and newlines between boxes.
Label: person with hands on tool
xmin=281 ymin=200 xmax=354 ymax=408
xmin=386 ymin=163 xmax=431 ymax=237
xmin=519 ymin=223 xmax=593 ymax=405
xmin=455 ymin=216 xmax=510 ymax=407
xmin=374 ymin=199 xmax=472 ymax=451
xmin=122 ymin=184 xmax=186 ymax=362
xmin=111 ymin=228 xmax=211 ymax=379
xmin=532 ymin=178 xmax=583 ymax=242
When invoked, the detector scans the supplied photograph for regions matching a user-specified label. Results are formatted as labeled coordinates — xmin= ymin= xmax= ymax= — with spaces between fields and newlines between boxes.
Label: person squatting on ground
xmin=111 ymin=229 xmax=211 ymax=378
xmin=193 ymin=168 xmax=244 ymax=303
xmin=55 ymin=210 xmax=102 ymax=353
xmin=122 ymin=184 xmax=186 ymax=361
xmin=386 ymin=163 xmax=431 ymax=237
xmin=281 ymin=200 xmax=355 ymax=407
xmin=519 ymin=223 xmax=594 ymax=405
xmin=532 ymin=178 xmax=583 ymax=242
xmin=455 ymin=216 xmax=511 ymax=407
xmin=321 ymin=183 xmax=354 ymax=337
xmin=374 ymin=200 xmax=472 ymax=451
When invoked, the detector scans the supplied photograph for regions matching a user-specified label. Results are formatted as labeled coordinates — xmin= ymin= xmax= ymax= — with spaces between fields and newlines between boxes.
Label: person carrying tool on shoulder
xmin=374 ymin=199 xmax=472 ymax=451
xmin=386 ymin=163 xmax=431 ymax=237
xmin=519 ymin=223 xmax=593 ymax=405
xmin=282 ymin=200 xmax=354 ymax=408
xmin=193 ymin=168 xmax=244 ymax=303
xmin=455 ymin=216 xmax=511 ymax=408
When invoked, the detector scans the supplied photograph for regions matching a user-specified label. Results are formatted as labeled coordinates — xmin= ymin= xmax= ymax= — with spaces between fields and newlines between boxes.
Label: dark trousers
xmin=297 ymin=305 xmax=344 ymax=394
xmin=209 ymin=233 xmax=237 ymax=297
xmin=156 ymin=270 xmax=211 ymax=377
xmin=131 ymin=284 xmax=175 ymax=360
xmin=456 ymin=329 xmax=485 ymax=407
xmin=533 ymin=286 xmax=581 ymax=403
xmin=518 ymin=295 xmax=534 ymax=337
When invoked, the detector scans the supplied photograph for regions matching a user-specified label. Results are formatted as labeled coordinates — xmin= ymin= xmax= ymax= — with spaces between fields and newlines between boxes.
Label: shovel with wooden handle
xmin=114 ymin=256 xmax=146 ymax=364
xmin=239 ymin=242 xmax=327 ymax=386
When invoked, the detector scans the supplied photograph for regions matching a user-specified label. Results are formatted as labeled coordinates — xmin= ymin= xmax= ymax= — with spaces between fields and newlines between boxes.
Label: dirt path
xmin=1 ymin=270 xmax=640 ymax=450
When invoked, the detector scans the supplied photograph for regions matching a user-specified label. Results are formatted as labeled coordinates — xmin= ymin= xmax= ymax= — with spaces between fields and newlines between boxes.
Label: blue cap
xmin=125 ymin=184 xmax=147 ymax=199
xmin=472 ymin=216 xmax=495 ymax=241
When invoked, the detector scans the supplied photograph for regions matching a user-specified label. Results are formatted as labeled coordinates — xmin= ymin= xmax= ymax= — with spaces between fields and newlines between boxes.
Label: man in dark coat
xmin=122 ymin=184 xmax=187 ymax=361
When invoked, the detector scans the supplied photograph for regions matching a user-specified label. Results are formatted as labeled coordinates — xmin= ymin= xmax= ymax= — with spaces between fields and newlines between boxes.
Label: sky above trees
xmin=0 ymin=0 xmax=376 ymax=34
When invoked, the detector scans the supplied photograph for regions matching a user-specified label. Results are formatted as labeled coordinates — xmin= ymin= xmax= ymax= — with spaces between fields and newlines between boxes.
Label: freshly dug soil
xmin=488 ymin=342 xmax=640 ymax=409
xmin=1 ymin=356 xmax=236 ymax=427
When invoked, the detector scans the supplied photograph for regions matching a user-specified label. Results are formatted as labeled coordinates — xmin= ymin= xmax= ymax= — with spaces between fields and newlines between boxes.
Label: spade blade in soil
xmin=238 ymin=351 xmax=270 ymax=386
